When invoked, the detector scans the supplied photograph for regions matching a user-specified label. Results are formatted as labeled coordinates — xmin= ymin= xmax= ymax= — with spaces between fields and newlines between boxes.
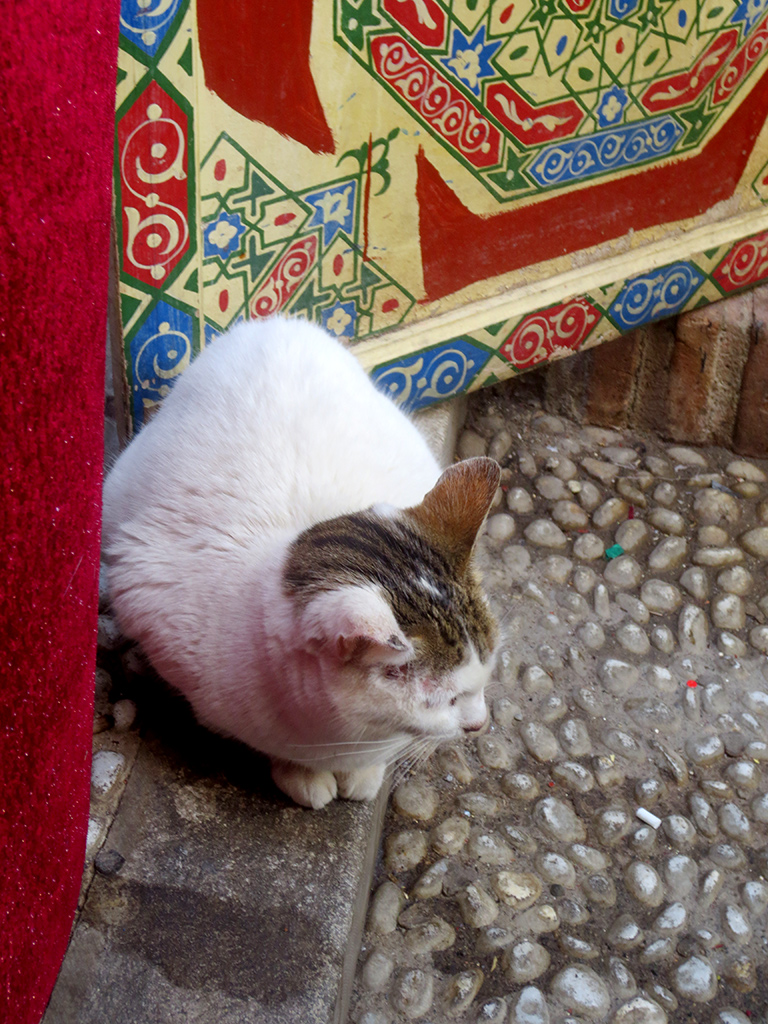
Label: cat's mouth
xmin=462 ymin=710 xmax=490 ymax=736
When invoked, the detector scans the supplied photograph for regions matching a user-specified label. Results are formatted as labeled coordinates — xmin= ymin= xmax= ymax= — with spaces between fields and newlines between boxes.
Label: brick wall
xmin=544 ymin=283 xmax=768 ymax=456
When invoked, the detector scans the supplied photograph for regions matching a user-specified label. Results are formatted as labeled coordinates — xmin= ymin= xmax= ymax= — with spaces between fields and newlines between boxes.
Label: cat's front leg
xmin=335 ymin=763 xmax=386 ymax=802
xmin=271 ymin=759 xmax=338 ymax=809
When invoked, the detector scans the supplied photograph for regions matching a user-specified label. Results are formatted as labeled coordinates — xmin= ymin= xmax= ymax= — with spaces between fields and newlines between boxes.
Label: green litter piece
xmin=605 ymin=544 xmax=624 ymax=560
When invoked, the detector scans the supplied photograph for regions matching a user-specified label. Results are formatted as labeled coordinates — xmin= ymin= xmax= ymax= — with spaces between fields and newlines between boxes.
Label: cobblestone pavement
xmin=350 ymin=383 xmax=768 ymax=1024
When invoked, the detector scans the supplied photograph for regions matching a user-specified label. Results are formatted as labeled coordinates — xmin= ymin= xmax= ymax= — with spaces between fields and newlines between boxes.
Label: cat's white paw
xmin=271 ymin=760 xmax=338 ymax=809
xmin=335 ymin=764 xmax=386 ymax=802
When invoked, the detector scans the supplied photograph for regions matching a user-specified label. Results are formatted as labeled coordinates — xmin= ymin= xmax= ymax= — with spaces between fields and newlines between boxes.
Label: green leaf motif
xmin=577 ymin=66 xmax=594 ymax=81
xmin=509 ymin=45 xmax=528 ymax=60
xmin=644 ymin=48 xmax=660 ymax=66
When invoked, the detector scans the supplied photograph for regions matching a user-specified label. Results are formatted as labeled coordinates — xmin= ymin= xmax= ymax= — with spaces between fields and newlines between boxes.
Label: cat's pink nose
xmin=463 ymin=711 xmax=490 ymax=736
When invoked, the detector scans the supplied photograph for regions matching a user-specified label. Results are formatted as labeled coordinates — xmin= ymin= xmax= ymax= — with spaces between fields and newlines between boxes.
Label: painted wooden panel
xmin=115 ymin=0 xmax=768 ymax=431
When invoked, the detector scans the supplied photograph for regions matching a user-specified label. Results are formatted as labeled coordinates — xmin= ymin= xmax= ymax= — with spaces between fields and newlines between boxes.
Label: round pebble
xmin=648 ymin=536 xmax=687 ymax=571
xmin=431 ymin=817 xmax=470 ymax=856
xmin=534 ymin=797 xmax=587 ymax=842
xmin=476 ymin=734 xmax=513 ymax=770
xmin=509 ymin=986 xmax=549 ymax=1024
xmin=604 ymin=555 xmax=643 ymax=589
xmin=694 ymin=488 xmax=741 ymax=525
xmin=492 ymin=870 xmax=542 ymax=910
xmin=679 ymin=604 xmax=709 ymax=650
xmin=550 ymin=965 xmax=611 ymax=1019
xmin=559 ymin=719 xmax=593 ymax=756
xmin=524 ymin=519 xmax=568 ymax=549
xmin=501 ymin=772 xmax=540 ymax=801
xmin=403 ymin=916 xmax=456 ymax=953
xmin=458 ymin=883 xmax=498 ymax=927
xmin=711 ymin=593 xmax=746 ymax=630
xmin=640 ymin=579 xmax=682 ymax=614
xmin=507 ymin=487 xmax=534 ymax=513
xmin=613 ymin=996 xmax=667 ymax=1024
xmin=598 ymin=658 xmax=639 ymax=694
xmin=649 ymin=509 xmax=686 ymax=535
xmin=739 ymin=526 xmax=768 ymax=557
xmin=393 ymin=781 xmax=439 ymax=821
xmin=443 ymin=968 xmax=484 ymax=1015
xmin=663 ymin=855 xmax=698 ymax=898
xmin=673 ymin=956 xmax=718 ymax=1002
xmin=718 ymin=802 xmax=752 ymax=841
xmin=362 ymin=949 xmax=394 ymax=991
xmin=368 ymin=881 xmax=405 ymax=933
xmin=392 ymin=968 xmax=434 ymax=1018
xmin=717 ymin=566 xmax=753 ymax=595
xmin=607 ymin=914 xmax=644 ymax=951
xmin=552 ymin=500 xmax=589 ymax=530
xmin=616 ymin=622 xmax=650 ymax=655
xmin=615 ymin=519 xmax=650 ymax=552
xmin=520 ymin=722 xmax=561 ymax=762
xmin=486 ymin=513 xmax=516 ymax=542
xmin=679 ymin=566 xmax=709 ymax=600
xmin=385 ymin=831 xmax=427 ymax=871
xmin=625 ymin=861 xmax=665 ymax=907
xmin=581 ymin=872 xmax=617 ymax=906
xmin=593 ymin=497 xmax=629 ymax=528
xmin=685 ymin=733 xmax=725 ymax=766
xmin=573 ymin=533 xmax=605 ymax=560
xmin=503 ymin=940 xmax=551 ymax=984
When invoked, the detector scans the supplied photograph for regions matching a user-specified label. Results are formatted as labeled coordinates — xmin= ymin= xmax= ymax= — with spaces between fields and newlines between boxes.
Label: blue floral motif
xmin=609 ymin=0 xmax=640 ymax=17
xmin=120 ymin=0 xmax=184 ymax=58
xmin=609 ymin=262 xmax=705 ymax=331
xmin=203 ymin=211 xmax=246 ymax=260
xmin=439 ymin=26 xmax=502 ymax=96
xmin=731 ymin=0 xmax=768 ymax=33
xmin=322 ymin=301 xmax=357 ymax=340
xmin=130 ymin=300 xmax=194 ymax=429
xmin=529 ymin=115 xmax=683 ymax=187
xmin=597 ymin=85 xmax=628 ymax=128
xmin=304 ymin=181 xmax=357 ymax=247
xmin=371 ymin=339 xmax=492 ymax=413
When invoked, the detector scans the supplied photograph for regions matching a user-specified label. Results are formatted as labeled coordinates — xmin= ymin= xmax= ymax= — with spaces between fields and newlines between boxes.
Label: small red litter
xmin=687 ymin=679 xmax=697 ymax=688
xmin=628 ymin=506 xmax=635 ymax=519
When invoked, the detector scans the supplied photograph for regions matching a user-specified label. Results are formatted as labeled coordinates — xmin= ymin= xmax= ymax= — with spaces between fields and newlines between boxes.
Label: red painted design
xmin=383 ymin=0 xmax=446 ymax=48
xmin=371 ymin=34 xmax=502 ymax=168
xmin=219 ymin=289 xmax=229 ymax=312
xmin=274 ymin=212 xmax=296 ymax=226
xmin=333 ymin=254 xmax=344 ymax=275
xmin=563 ymin=0 xmax=594 ymax=11
xmin=713 ymin=13 xmax=768 ymax=104
xmin=487 ymin=83 xmax=583 ymax=144
xmin=250 ymin=235 xmax=318 ymax=317
xmin=214 ymin=159 xmax=227 ymax=181
xmin=416 ymin=64 xmax=768 ymax=301
xmin=500 ymin=299 xmax=599 ymax=369
xmin=382 ymin=297 xmax=400 ymax=312
xmin=117 ymin=80 xmax=190 ymax=288
xmin=713 ymin=230 xmax=768 ymax=291
xmin=641 ymin=30 xmax=738 ymax=112
xmin=500 ymin=4 xmax=515 ymax=23
xmin=197 ymin=0 xmax=333 ymax=154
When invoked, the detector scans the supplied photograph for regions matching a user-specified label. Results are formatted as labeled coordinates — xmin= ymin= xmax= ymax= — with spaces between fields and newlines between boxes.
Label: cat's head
xmin=283 ymin=457 xmax=500 ymax=742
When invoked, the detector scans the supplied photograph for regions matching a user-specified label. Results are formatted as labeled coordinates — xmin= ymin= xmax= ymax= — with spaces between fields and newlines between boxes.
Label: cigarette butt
xmin=636 ymin=807 xmax=662 ymax=829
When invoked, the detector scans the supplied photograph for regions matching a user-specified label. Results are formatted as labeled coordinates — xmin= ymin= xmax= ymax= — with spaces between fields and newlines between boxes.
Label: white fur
xmin=102 ymin=317 xmax=493 ymax=809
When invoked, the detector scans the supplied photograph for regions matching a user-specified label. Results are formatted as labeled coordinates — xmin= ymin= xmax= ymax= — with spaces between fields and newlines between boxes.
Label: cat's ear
xmin=300 ymin=586 xmax=413 ymax=667
xmin=407 ymin=456 xmax=500 ymax=570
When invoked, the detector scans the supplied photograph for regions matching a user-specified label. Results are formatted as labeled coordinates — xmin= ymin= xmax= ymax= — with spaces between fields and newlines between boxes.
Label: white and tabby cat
xmin=102 ymin=316 xmax=499 ymax=808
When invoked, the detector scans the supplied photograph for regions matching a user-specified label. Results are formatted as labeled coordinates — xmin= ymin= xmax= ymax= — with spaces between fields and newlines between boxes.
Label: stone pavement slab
xmin=44 ymin=679 xmax=387 ymax=1024
xmin=350 ymin=389 xmax=768 ymax=1024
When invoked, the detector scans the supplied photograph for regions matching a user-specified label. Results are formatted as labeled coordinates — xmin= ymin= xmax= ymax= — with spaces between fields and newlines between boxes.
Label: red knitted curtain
xmin=0 ymin=5 xmax=120 ymax=1021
